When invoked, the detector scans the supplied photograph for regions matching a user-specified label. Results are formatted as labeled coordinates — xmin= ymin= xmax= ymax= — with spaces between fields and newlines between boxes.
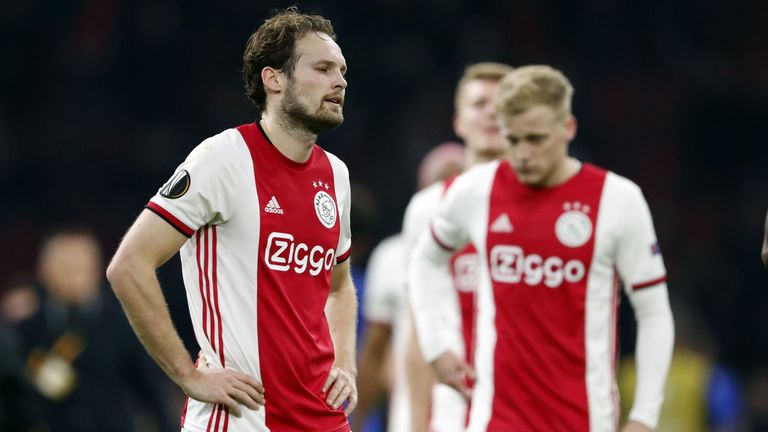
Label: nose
xmin=333 ymin=70 xmax=347 ymax=90
xmin=482 ymin=101 xmax=496 ymax=118
xmin=513 ymin=142 xmax=532 ymax=162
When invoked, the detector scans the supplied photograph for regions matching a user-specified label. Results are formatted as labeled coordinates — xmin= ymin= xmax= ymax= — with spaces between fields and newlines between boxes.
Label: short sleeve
xmin=328 ymin=152 xmax=352 ymax=263
xmin=147 ymin=130 xmax=242 ymax=237
xmin=613 ymin=177 xmax=667 ymax=291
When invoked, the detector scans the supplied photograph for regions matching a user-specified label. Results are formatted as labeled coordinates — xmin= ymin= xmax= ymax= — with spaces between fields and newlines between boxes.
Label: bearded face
xmin=279 ymin=77 xmax=344 ymax=134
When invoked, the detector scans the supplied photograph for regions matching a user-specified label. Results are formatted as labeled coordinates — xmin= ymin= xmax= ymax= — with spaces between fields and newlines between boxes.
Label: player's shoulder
xmin=604 ymin=169 xmax=643 ymax=196
xmin=321 ymin=148 xmax=350 ymax=177
xmin=408 ymin=181 xmax=445 ymax=210
xmin=597 ymin=168 xmax=650 ymax=214
xmin=188 ymin=128 xmax=249 ymax=165
xmin=450 ymin=159 xmax=502 ymax=194
xmin=578 ymin=162 xmax=641 ymax=195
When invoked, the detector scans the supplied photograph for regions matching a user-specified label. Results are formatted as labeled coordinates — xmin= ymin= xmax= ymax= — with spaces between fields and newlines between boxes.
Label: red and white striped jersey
xmin=147 ymin=123 xmax=352 ymax=432
xmin=403 ymin=179 xmax=477 ymax=431
xmin=410 ymin=160 xmax=671 ymax=431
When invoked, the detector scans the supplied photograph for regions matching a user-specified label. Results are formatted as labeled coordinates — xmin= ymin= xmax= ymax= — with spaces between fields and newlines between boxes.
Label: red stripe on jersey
xmin=441 ymin=176 xmax=458 ymax=196
xmin=205 ymin=404 xmax=217 ymax=432
xmin=212 ymin=226 xmax=226 ymax=367
xmin=203 ymin=227 xmax=218 ymax=355
xmin=146 ymin=201 xmax=194 ymax=237
xmin=196 ymin=230 xmax=210 ymax=343
xmin=180 ymin=396 xmax=189 ymax=428
xmin=181 ymin=352 xmax=205 ymax=429
xmin=336 ymin=246 xmax=351 ymax=263
xmin=213 ymin=403 xmax=223 ymax=432
xmin=430 ymin=225 xmax=455 ymax=252
xmin=222 ymin=407 xmax=230 ymax=432
xmin=632 ymin=275 xmax=666 ymax=290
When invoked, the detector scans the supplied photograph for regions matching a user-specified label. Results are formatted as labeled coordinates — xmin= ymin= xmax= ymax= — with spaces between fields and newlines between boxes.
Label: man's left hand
xmin=621 ymin=421 xmax=653 ymax=432
xmin=322 ymin=365 xmax=357 ymax=415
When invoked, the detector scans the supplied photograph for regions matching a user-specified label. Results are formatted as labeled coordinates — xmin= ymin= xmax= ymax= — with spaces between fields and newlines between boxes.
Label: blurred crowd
xmin=1 ymin=0 xmax=767 ymax=430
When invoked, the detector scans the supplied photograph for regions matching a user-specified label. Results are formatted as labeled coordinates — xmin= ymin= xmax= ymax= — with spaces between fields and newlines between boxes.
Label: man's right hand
xmin=430 ymin=351 xmax=475 ymax=400
xmin=180 ymin=358 xmax=266 ymax=418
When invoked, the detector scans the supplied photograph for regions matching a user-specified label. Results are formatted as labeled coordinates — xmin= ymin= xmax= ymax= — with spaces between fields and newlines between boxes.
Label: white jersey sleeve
xmin=327 ymin=152 xmax=352 ymax=261
xmin=606 ymin=173 xmax=674 ymax=429
xmin=147 ymin=129 xmax=244 ymax=235
xmin=428 ymin=165 xmax=489 ymax=252
xmin=363 ymin=235 xmax=406 ymax=324
xmin=609 ymin=173 xmax=666 ymax=289
xmin=408 ymin=163 xmax=497 ymax=361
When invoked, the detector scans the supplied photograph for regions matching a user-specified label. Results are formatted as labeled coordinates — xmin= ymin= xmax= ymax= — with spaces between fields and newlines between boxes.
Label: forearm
xmin=326 ymin=275 xmax=358 ymax=373
xmin=628 ymin=284 xmax=675 ymax=428
xmin=107 ymin=260 xmax=194 ymax=388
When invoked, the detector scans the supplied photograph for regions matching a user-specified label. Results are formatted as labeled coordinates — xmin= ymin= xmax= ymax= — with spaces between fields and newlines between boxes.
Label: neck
xmin=543 ymin=157 xmax=581 ymax=187
xmin=260 ymin=112 xmax=316 ymax=163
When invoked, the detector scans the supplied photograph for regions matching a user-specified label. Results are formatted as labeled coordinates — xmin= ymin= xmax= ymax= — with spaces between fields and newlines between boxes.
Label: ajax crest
xmin=314 ymin=191 xmax=337 ymax=228
xmin=554 ymin=202 xmax=592 ymax=248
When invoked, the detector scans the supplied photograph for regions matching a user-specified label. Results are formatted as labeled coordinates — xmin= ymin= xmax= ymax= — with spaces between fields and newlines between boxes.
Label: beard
xmin=279 ymin=81 xmax=344 ymax=135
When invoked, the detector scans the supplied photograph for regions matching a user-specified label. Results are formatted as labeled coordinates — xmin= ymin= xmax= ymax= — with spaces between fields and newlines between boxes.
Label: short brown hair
xmin=495 ymin=65 xmax=574 ymax=119
xmin=454 ymin=62 xmax=514 ymax=111
xmin=242 ymin=7 xmax=336 ymax=113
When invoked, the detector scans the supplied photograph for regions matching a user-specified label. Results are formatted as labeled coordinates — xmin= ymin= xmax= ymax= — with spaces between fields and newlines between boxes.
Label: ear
xmin=261 ymin=67 xmax=283 ymax=95
xmin=564 ymin=114 xmax=577 ymax=140
xmin=452 ymin=113 xmax=465 ymax=139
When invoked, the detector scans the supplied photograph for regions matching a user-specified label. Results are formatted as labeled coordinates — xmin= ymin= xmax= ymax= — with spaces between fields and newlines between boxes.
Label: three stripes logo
xmin=490 ymin=213 xmax=513 ymax=233
xmin=265 ymin=196 xmax=284 ymax=214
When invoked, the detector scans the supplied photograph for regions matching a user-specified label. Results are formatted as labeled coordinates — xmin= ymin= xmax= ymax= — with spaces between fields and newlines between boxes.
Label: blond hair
xmin=495 ymin=65 xmax=574 ymax=119
xmin=454 ymin=62 xmax=515 ymax=111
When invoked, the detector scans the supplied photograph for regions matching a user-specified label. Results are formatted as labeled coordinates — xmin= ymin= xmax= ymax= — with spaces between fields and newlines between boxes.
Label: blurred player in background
xmin=403 ymin=62 xmax=513 ymax=432
xmin=409 ymin=65 xmax=674 ymax=431
xmin=353 ymin=142 xmax=464 ymax=432
xmin=107 ymin=7 xmax=357 ymax=432
xmin=17 ymin=228 xmax=173 ymax=432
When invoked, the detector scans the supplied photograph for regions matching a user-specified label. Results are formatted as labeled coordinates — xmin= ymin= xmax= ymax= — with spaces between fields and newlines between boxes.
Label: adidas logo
xmin=490 ymin=213 xmax=513 ymax=233
xmin=264 ymin=196 xmax=284 ymax=214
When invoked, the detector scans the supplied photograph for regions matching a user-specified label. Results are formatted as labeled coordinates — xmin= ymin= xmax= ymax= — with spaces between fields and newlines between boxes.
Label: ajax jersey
xmin=147 ymin=123 xmax=351 ymax=432
xmin=418 ymin=160 xmax=667 ymax=431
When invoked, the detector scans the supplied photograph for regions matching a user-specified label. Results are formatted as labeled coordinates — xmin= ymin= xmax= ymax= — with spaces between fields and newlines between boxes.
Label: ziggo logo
xmin=490 ymin=245 xmax=585 ymax=288
xmin=265 ymin=232 xmax=335 ymax=276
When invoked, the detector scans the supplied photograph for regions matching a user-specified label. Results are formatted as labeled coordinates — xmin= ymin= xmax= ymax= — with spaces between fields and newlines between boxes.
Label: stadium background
xmin=1 ymin=0 xmax=767 ymax=427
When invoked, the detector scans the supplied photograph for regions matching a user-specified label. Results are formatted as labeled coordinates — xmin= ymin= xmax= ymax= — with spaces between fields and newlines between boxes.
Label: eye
xmin=506 ymin=136 xmax=519 ymax=145
xmin=316 ymin=67 xmax=329 ymax=73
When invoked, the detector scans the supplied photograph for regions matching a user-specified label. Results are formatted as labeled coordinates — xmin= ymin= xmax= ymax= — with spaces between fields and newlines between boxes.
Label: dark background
xmin=1 ymin=0 xmax=766 ymax=422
